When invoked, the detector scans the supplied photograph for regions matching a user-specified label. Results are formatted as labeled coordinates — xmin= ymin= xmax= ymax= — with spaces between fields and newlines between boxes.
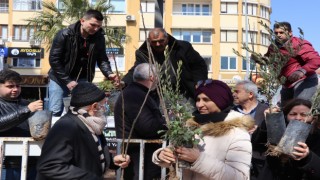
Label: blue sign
xmin=0 ymin=48 xmax=8 ymax=57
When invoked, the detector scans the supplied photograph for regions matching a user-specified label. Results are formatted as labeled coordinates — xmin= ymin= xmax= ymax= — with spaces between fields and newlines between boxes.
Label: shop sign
xmin=106 ymin=48 xmax=124 ymax=55
xmin=8 ymin=48 xmax=44 ymax=58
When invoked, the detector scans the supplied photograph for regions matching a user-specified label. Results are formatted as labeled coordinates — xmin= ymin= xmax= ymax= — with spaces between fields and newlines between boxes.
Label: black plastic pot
xmin=28 ymin=110 xmax=52 ymax=141
xmin=277 ymin=120 xmax=312 ymax=156
xmin=265 ymin=111 xmax=286 ymax=145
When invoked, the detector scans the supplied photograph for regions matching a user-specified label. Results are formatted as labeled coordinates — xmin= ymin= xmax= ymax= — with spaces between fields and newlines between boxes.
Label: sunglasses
xmin=196 ymin=79 xmax=213 ymax=89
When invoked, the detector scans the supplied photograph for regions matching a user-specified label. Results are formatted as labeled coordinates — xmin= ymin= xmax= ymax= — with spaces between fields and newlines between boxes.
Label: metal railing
xmin=0 ymin=137 xmax=167 ymax=180
xmin=0 ymin=137 xmax=43 ymax=180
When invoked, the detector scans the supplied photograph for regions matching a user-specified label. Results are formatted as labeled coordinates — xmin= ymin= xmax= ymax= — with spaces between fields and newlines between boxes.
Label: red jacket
xmin=266 ymin=36 xmax=320 ymax=88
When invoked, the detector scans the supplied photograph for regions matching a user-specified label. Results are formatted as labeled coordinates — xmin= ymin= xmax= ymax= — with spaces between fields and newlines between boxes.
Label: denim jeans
xmin=48 ymin=79 xmax=70 ymax=117
xmin=280 ymin=74 xmax=318 ymax=107
xmin=1 ymin=167 xmax=36 ymax=180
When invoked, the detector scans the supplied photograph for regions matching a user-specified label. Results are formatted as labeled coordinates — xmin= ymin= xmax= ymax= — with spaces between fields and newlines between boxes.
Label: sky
xmin=270 ymin=0 xmax=320 ymax=52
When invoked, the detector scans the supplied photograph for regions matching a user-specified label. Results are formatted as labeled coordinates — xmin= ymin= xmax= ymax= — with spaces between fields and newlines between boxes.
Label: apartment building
xmin=0 ymin=0 xmax=271 ymax=99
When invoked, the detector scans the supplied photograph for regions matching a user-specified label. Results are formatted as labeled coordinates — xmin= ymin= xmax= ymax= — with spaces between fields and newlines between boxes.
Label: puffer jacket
xmin=153 ymin=111 xmax=254 ymax=180
xmin=0 ymin=97 xmax=31 ymax=137
xmin=48 ymin=21 xmax=113 ymax=86
xmin=265 ymin=36 xmax=320 ymax=88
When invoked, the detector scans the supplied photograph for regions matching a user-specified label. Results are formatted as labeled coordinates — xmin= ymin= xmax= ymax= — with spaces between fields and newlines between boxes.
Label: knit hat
xmin=195 ymin=79 xmax=233 ymax=111
xmin=70 ymin=82 xmax=106 ymax=107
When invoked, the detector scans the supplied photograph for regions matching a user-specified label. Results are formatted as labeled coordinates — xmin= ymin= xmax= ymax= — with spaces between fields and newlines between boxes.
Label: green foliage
xmin=25 ymin=0 xmax=129 ymax=51
xmin=233 ymin=20 xmax=303 ymax=107
xmin=97 ymin=80 xmax=115 ymax=92
xmin=311 ymin=88 xmax=320 ymax=116
xmin=158 ymin=47 xmax=202 ymax=147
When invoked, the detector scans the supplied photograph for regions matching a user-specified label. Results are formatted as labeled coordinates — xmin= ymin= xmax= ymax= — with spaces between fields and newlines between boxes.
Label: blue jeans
xmin=1 ymin=167 xmax=36 ymax=180
xmin=48 ymin=79 xmax=70 ymax=117
xmin=280 ymin=74 xmax=318 ymax=107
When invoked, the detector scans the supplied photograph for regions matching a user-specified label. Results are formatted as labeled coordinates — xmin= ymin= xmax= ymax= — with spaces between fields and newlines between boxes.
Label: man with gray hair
xmin=114 ymin=63 xmax=167 ymax=180
xmin=232 ymin=80 xmax=269 ymax=179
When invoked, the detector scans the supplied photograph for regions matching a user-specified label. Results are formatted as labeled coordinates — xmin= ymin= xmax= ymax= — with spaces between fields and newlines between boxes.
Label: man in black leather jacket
xmin=0 ymin=69 xmax=43 ymax=180
xmin=48 ymin=9 xmax=117 ymax=117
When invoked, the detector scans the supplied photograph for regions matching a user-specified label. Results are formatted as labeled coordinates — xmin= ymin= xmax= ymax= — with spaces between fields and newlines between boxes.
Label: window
xmin=203 ymin=57 xmax=212 ymax=72
xmin=0 ymin=0 xmax=9 ymax=13
xmin=57 ymin=0 xmax=65 ymax=11
xmin=13 ymin=25 xmax=36 ymax=41
xmin=178 ymin=3 xmax=211 ymax=16
xmin=221 ymin=56 xmax=236 ymax=70
xmin=260 ymin=6 xmax=269 ymax=19
xmin=0 ymin=25 xmax=7 ymax=39
xmin=141 ymin=0 xmax=155 ymax=13
xmin=12 ymin=58 xmax=41 ymax=68
xmin=13 ymin=0 xmax=42 ymax=11
xmin=221 ymin=30 xmax=237 ymax=42
xmin=139 ymin=29 xmax=151 ymax=41
xmin=261 ymin=32 xmax=270 ymax=46
xmin=108 ymin=55 xmax=125 ymax=71
xmin=172 ymin=30 xmax=212 ymax=43
xmin=242 ymin=58 xmax=256 ymax=71
xmin=108 ymin=0 xmax=125 ymax=13
xmin=220 ymin=2 xmax=237 ymax=14
xmin=242 ymin=3 xmax=257 ymax=16
xmin=242 ymin=31 xmax=257 ymax=44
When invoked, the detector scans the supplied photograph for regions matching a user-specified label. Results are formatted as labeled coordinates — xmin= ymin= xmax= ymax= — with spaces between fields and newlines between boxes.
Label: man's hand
xmin=108 ymin=74 xmax=119 ymax=81
xmin=288 ymin=70 xmax=304 ymax=82
xmin=28 ymin=100 xmax=43 ymax=112
xmin=114 ymin=154 xmax=130 ymax=168
xmin=67 ymin=81 xmax=78 ymax=91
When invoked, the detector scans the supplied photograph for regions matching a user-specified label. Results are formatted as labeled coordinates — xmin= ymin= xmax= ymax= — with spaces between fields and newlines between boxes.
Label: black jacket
xmin=48 ymin=21 xmax=113 ymax=86
xmin=0 ymin=97 xmax=39 ymax=169
xmin=37 ymin=112 xmax=116 ymax=180
xmin=114 ymin=82 xmax=167 ymax=180
xmin=122 ymin=35 xmax=208 ymax=100
xmin=0 ymin=97 xmax=31 ymax=136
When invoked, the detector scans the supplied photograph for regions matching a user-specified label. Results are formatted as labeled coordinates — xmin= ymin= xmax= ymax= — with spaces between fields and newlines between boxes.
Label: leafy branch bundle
xmin=233 ymin=20 xmax=303 ymax=108
xmin=157 ymin=48 xmax=202 ymax=147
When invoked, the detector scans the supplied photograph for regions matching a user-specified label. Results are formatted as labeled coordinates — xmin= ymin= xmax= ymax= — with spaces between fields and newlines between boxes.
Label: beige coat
xmin=153 ymin=111 xmax=255 ymax=180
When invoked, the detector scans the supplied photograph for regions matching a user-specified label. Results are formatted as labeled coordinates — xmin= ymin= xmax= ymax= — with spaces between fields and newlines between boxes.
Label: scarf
xmin=70 ymin=106 xmax=107 ymax=172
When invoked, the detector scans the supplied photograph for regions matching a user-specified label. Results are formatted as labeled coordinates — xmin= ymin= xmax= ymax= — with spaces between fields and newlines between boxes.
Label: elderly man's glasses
xmin=196 ymin=79 xmax=213 ymax=89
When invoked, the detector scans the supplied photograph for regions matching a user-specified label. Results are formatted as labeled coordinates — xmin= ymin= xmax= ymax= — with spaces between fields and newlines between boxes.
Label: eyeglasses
xmin=196 ymin=79 xmax=213 ymax=89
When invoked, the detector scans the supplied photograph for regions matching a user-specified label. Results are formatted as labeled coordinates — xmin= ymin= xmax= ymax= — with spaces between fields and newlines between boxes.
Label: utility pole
xmin=155 ymin=0 xmax=164 ymax=28
xmin=245 ymin=0 xmax=250 ymax=80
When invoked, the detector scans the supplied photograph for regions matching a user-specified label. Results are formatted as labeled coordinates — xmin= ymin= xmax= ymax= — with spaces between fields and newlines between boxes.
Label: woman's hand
xmin=158 ymin=148 xmax=176 ymax=164
xmin=175 ymin=146 xmax=200 ymax=163
xmin=292 ymin=142 xmax=310 ymax=161
xmin=113 ymin=154 xmax=130 ymax=168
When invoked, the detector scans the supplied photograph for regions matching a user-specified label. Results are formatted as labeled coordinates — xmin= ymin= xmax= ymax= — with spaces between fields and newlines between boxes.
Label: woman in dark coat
xmin=259 ymin=98 xmax=320 ymax=180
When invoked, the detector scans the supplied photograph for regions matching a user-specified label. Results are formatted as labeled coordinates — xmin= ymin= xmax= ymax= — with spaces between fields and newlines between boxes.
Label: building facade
xmin=0 ymin=0 xmax=271 ymax=92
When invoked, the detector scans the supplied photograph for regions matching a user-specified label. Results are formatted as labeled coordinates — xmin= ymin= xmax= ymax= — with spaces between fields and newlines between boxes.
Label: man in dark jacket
xmin=37 ymin=82 xmax=130 ymax=180
xmin=114 ymin=63 xmax=167 ymax=180
xmin=0 ymin=69 xmax=43 ymax=180
xmin=48 ymin=9 xmax=117 ymax=117
xmin=232 ymin=80 xmax=269 ymax=180
xmin=120 ymin=28 xmax=208 ymax=101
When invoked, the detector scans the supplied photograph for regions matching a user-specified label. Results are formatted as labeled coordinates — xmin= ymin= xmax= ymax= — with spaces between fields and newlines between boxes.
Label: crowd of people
xmin=1 ymin=8 xmax=320 ymax=180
